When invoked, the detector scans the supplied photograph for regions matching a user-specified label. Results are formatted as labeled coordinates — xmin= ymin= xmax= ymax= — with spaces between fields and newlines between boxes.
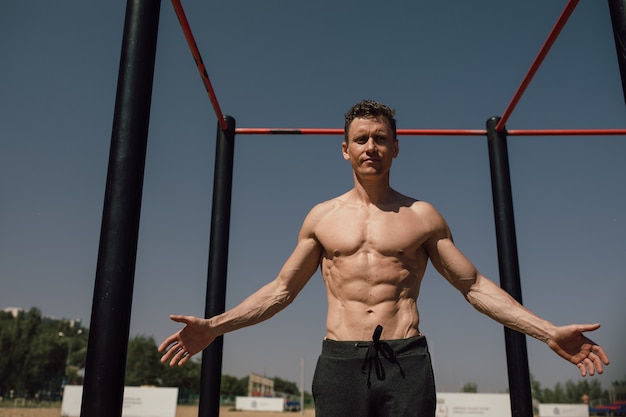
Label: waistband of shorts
xmin=320 ymin=334 xmax=428 ymax=358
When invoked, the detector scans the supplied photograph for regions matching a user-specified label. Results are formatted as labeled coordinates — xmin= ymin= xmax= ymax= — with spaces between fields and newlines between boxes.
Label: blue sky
xmin=2 ymin=1 xmax=625 ymax=395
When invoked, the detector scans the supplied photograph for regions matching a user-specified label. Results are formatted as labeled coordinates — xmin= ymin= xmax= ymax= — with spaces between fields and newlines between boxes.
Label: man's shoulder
xmin=307 ymin=195 xmax=347 ymax=218
xmin=392 ymin=193 xmax=438 ymax=215
xmin=408 ymin=199 xmax=438 ymax=213
xmin=402 ymin=198 xmax=449 ymax=232
xmin=298 ymin=196 xmax=347 ymax=239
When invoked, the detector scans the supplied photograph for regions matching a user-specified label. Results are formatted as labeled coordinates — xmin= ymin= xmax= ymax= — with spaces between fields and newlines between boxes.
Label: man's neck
xmin=351 ymin=174 xmax=394 ymax=206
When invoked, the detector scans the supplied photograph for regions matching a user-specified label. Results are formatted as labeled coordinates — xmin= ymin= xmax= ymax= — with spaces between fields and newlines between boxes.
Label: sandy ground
xmin=0 ymin=406 xmax=315 ymax=417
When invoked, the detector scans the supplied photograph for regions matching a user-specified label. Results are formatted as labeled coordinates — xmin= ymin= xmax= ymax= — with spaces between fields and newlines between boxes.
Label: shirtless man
xmin=159 ymin=100 xmax=609 ymax=417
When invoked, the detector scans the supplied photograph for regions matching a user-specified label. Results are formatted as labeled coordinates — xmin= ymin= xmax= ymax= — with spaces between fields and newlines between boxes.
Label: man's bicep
xmin=278 ymin=236 xmax=322 ymax=293
xmin=427 ymin=236 xmax=478 ymax=294
xmin=284 ymin=204 xmax=327 ymax=282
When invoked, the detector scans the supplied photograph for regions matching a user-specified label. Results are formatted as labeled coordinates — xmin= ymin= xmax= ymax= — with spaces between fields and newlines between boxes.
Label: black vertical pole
xmin=486 ymin=118 xmax=532 ymax=417
xmin=80 ymin=1 xmax=160 ymax=417
xmin=608 ymin=0 xmax=626 ymax=106
xmin=199 ymin=116 xmax=236 ymax=417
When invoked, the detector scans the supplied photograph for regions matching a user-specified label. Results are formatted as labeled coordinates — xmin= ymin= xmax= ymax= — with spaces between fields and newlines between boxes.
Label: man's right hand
xmin=158 ymin=315 xmax=215 ymax=367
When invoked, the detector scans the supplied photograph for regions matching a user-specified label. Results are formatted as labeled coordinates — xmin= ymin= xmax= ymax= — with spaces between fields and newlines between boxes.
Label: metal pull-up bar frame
xmin=81 ymin=1 xmax=626 ymax=417
xmin=172 ymin=0 xmax=626 ymax=138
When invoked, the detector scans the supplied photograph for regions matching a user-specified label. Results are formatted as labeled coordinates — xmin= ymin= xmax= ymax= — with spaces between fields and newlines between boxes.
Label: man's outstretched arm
xmin=159 ymin=231 xmax=322 ymax=367
xmin=424 ymin=213 xmax=610 ymax=377
xmin=461 ymin=272 xmax=609 ymax=376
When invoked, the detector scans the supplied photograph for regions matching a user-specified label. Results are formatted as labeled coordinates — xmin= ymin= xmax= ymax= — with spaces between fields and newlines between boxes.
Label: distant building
xmin=248 ymin=373 xmax=274 ymax=397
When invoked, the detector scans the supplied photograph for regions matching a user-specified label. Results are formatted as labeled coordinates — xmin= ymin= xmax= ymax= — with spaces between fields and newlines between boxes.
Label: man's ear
xmin=342 ymin=141 xmax=349 ymax=160
xmin=393 ymin=139 xmax=399 ymax=158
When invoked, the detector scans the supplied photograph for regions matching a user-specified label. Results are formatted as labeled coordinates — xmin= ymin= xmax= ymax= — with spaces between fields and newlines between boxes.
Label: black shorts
xmin=312 ymin=333 xmax=436 ymax=417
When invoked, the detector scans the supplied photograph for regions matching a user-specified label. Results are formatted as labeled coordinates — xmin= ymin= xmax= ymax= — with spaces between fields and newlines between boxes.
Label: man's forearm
xmin=208 ymin=279 xmax=293 ymax=337
xmin=466 ymin=275 xmax=556 ymax=343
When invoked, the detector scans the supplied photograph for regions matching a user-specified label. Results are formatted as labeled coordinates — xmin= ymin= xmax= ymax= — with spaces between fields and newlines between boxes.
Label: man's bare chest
xmin=315 ymin=209 xmax=427 ymax=257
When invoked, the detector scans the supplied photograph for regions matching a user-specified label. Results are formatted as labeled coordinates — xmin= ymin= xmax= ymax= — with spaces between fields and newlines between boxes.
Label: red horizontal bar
xmin=235 ymin=128 xmax=487 ymax=136
xmin=235 ymin=128 xmax=626 ymax=137
xmin=400 ymin=129 xmax=486 ymax=136
xmin=236 ymin=128 xmax=343 ymax=135
xmin=508 ymin=129 xmax=626 ymax=136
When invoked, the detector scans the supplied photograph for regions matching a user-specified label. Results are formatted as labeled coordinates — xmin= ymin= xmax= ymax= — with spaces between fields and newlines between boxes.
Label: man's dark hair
xmin=344 ymin=99 xmax=397 ymax=142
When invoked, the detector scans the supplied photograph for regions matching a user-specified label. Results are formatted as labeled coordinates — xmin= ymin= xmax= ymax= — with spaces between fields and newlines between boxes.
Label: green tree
xmin=56 ymin=321 xmax=88 ymax=386
xmin=1 ymin=308 xmax=65 ymax=397
xmin=159 ymin=359 xmax=201 ymax=403
xmin=0 ymin=310 xmax=16 ymax=396
xmin=22 ymin=324 xmax=66 ymax=396
xmin=531 ymin=374 xmax=543 ymax=402
xmin=221 ymin=375 xmax=247 ymax=397
xmin=563 ymin=379 xmax=605 ymax=404
xmin=273 ymin=376 xmax=299 ymax=395
xmin=461 ymin=382 xmax=478 ymax=393
xmin=550 ymin=382 xmax=566 ymax=403
xmin=126 ymin=333 xmax=204 ymax=404
xmin=10 ymin=308 xmax=42 ymax=396
xmin=532 ymin=373 xmax=609 ymax=405
xmin=125 ymin=335 xmax=162 ymax=386
xmin=160 ymin=359 xmax=201 ymax=389
xmin=0 ymin=307 xmax=88 ymax=398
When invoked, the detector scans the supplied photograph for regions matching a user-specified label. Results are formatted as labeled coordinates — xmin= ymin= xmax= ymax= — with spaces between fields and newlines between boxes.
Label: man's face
xmin=342 ymin=117 xmax=398 ymax=178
